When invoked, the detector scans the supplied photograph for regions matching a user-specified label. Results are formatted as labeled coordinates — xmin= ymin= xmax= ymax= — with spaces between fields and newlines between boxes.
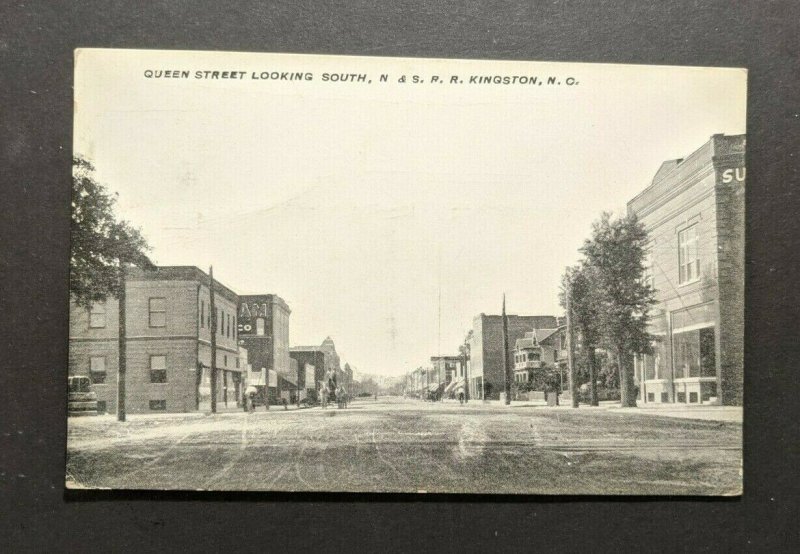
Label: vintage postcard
xmin=68 ymin=49 xmax=745 ymax=494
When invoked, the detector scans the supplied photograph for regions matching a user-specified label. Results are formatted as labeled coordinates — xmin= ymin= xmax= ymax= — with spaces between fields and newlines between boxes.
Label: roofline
xmin=627 ymin=133 xmax=745 ymax=208
xmin=127 ymin=265 xmax=238 ymax=303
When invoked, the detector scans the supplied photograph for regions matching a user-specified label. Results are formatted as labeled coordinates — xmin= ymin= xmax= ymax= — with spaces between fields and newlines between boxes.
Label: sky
xmin=74 ymin=49 xmax=747 ymax=376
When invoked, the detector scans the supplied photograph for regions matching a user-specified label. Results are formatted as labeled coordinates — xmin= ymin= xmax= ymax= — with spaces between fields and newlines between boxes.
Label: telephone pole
xmin=566 ymin=276 xmax=579 ymax=408
xmin=117 ymin=261 xmax=127 ymax=422
xmin=462 ymin=336 xmax=470 ymax=403
xmin=209 ymin=265 xmax=217 ymax=414
xmin=502 ymin=294 xmax=512 ymax=405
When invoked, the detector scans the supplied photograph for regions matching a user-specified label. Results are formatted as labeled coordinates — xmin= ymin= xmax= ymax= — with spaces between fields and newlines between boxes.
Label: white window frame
xmin=90 ymin=356 xmax=106 ymax=372
xmin=678 ymin=225 xmax=700 ymax=284
xmin=89 ymin=302 xmax=106 ymax=328
xmin=149 ymin=297 xmax=167 ymax=327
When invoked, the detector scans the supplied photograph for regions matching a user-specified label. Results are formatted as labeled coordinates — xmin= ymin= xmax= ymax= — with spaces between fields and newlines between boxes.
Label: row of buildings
xmin=407 ymin=133 xmax=745 ymax=406
xmin=68 ymin=266 xmax=352 ymax=414
xmin=406 ymin=315 xmax=567 ymax=401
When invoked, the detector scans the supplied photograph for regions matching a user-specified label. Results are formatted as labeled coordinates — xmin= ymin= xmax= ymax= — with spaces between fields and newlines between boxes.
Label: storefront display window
xmin=672 ymin=326 xmax=716 ymax=378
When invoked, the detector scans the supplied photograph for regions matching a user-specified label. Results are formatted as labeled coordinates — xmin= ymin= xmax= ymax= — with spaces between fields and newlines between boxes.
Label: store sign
xmin=722 ymin=167 xmax=745 ymax=183
xmin=238 ymin=297 xmax=271 ymax=335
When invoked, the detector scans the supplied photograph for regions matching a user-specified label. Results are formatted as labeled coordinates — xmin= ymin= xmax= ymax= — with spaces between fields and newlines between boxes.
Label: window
xmin=661 ymin=392 xmax=669 ymax=403
xmin=150 ymin=355 xmax=167 ymax=383
xmin=236 ymin=358 xmax=240 ymax=369
xmin=219 ymin=309 xmax=224 ymax=335
xmin=227 ymin=313 xmax=231 ymax=337
xmin=149 ymin=298 xmax=166 ymax=327
xmin=647 ymin=392 xmax=655 ymax=402
xmin=527 ymin=352 xmax=539 ymax=361
xmin=672 ymin=327 xmax=716 ymax=379
xmin=233 ymin=316 xmax=237 ymax=339
xmin=149 ymin=400 xmax=166 ymax=411
xmin=224 ymin=354 xmax=228 ymax=367
xmin=678 ymin=225 xmax=700 ymax=284
xmin=689 ymin=392 xmax=699 ymax=404
xmin=89 ymin=302 xmax=106 ymax=328
xmin=642 ymin=353 xmax=656 ymax=381
xmin=677 ymin=392 xmax=686 ymax=403
xmin=200 ymin=300 xmax=205 ymax=328
xmin=96 ymin=401 xmax=107 ymax=414
xmin=256 ymin=317 xmax=265 ymax=336
xmin=90 ymin=356 xmax=107 ymax=384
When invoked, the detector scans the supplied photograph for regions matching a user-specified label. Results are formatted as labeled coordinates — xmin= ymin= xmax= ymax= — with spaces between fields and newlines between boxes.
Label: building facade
xmin=289 ymin=349 xmax=326 ymax=391
xmin=628 ymin=134 xmax=745 ymax=406
xmin=69 ymin=266 xmax=244 ymax=414
xmin=237 ymin=294 xmax=292 ymax=404
xmin=513 ymin=326 xmax=567 ymax=385
xmin=290 ymin=336 xmax=342 ymax=390
xmin=468 ymin=314 xmax=558 ymax=399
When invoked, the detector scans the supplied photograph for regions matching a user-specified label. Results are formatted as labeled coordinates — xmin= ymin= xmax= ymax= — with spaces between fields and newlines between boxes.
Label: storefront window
xmin=672 ymin=326 xmax=716 ymax=378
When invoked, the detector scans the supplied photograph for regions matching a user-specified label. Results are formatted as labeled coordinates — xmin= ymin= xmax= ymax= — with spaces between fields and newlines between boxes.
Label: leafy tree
xmin=70 ymin=156 xmax=154 ymax=306
xmin=560 ymin=265 xmax=602 ymax=406
xmin=580 ymin=212 xmax=656 ymax=407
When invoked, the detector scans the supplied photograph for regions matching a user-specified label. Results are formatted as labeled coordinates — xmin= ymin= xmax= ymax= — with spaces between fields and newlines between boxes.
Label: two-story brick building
xmin=69 ymin=266 xmax=245 ymax=414
xmin=628 ymin=134 xmax=745 ymax=406
xmin=289 ymin=336 xmax=342 ymax=392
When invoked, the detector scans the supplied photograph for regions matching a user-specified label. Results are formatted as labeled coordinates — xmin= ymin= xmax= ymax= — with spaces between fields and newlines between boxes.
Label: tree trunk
xmin=588 ymin=346 xmax=599 ymax=406
xmin=618 ymin=347 xmax=637 ymax=407
xmin=565 ymin=284 xmax=579 ymax=408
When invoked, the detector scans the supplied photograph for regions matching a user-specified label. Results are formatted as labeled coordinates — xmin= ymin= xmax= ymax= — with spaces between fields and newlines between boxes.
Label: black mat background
xmin=1 ymin=1 xmax=798 ymax=551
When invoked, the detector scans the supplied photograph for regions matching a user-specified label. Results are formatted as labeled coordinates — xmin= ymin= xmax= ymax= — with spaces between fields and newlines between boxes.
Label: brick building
xmin=468 ymin=314 xmax=558 ymax=399
xmin=69 ymin=266 xmax=245 ymax=414
xmin=628 ymin=134 xmax=745 ymax=406
xmin=289 ymin=348 xmax=326 ymax=391
xmin=237 ymin=294 xmax=292 ymax=404
xmin=290 ymin=336 xmax=342 ymax=391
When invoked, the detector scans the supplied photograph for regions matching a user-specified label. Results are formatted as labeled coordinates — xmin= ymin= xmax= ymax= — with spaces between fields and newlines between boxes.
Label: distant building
xmin=513 ymin=326 xmax=567 ymax=385
xmin=628 ymin=134 xmax=745 ymax=406
xmin=468 ymin=314 xmax=558 ymax=399
xmin=237 ymin=294 xmax=292 ymax=404
xmin=69 ymin=266 xmax=245 ymax=414
xmin=290 ymin=336 xmax=342 ymax=390
xmin=430 ymin=356 xmax=462 ymax=386
xmin=289 ymin=349 xmax=326 ymax=391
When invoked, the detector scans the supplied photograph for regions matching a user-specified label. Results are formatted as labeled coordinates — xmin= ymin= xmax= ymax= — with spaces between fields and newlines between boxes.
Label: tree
xmin=71 ymin=156 xmax=154 ymax=422
xmin=70 ymin=156 xmax=154 ymax=306
xmin=580 ymin=212 xmax=656 ymax=407
xmin=560 ymin=265 xmax=602 ymax=406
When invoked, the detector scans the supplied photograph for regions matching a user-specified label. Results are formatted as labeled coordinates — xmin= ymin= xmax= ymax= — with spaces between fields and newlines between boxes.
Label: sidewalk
xmin=606 ymin=404 xmax=742 ymax=423
xmin=475 ymin=398 xmax=742 ymax=423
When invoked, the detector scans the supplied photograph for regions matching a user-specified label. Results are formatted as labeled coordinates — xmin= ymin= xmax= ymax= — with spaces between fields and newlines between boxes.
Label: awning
xmin=446 ymin=378 xmax=465 ymax=394
xmin=427 ymin=382 xmax=442 ymax=392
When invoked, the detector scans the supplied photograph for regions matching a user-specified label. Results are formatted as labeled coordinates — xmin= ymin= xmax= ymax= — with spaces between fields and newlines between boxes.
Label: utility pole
xmin=502 ymin=294 xmax=512 ymax=405
xmin=463 ymin=336 xmax=470 ymax=403
xmin=117 ymin=260 xmax=127 ymax=422
xmin=209 ymin=266 xmax=217 ymax=414
xmin=566 ymin=276 xmax=579 ymax=408
xmin=268 ymin=367 xmax=271 ymax=410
